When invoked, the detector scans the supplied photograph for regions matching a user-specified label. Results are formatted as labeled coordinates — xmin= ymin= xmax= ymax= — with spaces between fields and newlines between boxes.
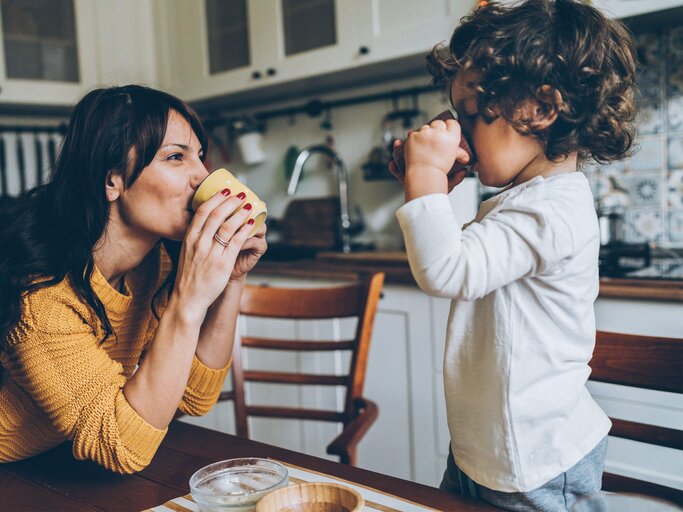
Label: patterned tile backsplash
xmin=588 ymin=24 xmax=683 ymax=248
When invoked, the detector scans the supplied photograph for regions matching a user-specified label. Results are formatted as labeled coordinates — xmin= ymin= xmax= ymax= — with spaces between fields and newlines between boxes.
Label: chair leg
xmin=341 ymin=448 xmax=356 ymax=466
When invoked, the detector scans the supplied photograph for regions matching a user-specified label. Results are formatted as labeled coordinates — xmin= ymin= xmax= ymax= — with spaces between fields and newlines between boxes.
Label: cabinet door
xmin=253 ymin=0 xmax=358 ymax=87
xmin=91 ymin=0 xmax=158 ymax=87
xmin=593 ymin=0 xmax=683 ymax=18
xmin=358 ymin=285 xmax=443 ymax=485
xmin=157 ymin=0 xmax=360 ymax=101
xmin=0 ymin=0 xmax=97 ymax=105
xmin=156 ymin=0 xmax=272 ymax=102
xmin=357 ymin=291 xmax=414 ymax=480
xmin=351 ymin=0 xmax=470 ymax=65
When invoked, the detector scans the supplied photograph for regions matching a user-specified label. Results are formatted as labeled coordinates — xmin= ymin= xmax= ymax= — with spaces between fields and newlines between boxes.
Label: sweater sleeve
xmin=3 ymin=294 xmax=166 ymax=474
xmin=176 ymin=355 xmax=230 ymax=416
xmin=146 ymin=291 xmax=231 ymax=417
xmin=396 ymin=193 xmax=574 ymax=300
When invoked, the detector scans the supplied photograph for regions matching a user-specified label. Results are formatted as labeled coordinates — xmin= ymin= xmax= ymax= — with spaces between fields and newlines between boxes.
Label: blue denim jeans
xmin=440 ymin=437 xmax=608 ymax=511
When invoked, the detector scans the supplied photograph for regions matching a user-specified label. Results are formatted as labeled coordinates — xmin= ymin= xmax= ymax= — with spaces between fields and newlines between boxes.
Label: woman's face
xmin=115 ymin=109 xmax=208 ymax=242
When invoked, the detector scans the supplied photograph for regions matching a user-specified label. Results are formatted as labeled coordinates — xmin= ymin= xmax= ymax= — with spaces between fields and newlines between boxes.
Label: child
xmin=391 ymin=0 xmax=637 ymax=510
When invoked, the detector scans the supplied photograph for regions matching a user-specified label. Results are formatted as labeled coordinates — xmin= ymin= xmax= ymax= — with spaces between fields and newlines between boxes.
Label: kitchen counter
xmin=254 ymin=251 xmax=417 ymax=285
xmin=254 ymin=251 xmax=683 ymax=302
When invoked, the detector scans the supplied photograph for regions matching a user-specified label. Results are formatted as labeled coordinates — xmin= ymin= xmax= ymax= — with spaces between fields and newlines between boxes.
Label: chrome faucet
xmin=287 ymin=145 xmax=352 ymax=253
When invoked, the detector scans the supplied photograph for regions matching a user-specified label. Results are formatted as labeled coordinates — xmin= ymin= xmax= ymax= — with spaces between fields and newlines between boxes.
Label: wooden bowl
xmin=255 ymin=482 xmax=364 ymax=512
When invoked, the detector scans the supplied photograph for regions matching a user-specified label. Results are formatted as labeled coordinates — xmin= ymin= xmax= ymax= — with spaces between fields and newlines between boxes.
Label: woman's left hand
xmin=230 ymin=224 xmax=267 ymax=281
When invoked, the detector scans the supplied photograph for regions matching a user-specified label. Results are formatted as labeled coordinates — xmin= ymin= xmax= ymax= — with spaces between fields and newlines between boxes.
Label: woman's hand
xmin=195 ymin=214 xmax=266 ymax=371
xmin=230 ymin=223 xmax=267 ymax=281
xmin=173 ymin=190 xmax=252 ymax=318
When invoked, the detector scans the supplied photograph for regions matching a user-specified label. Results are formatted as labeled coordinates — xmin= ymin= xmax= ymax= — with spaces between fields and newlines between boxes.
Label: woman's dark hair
xmin=0 ymin=85 xmax=207 ymax=344
xmin=427 ymin=0 xmax=638 ymax=164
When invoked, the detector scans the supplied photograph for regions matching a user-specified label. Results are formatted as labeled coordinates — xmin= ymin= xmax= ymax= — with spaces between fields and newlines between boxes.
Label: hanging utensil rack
xmin=203 ymin=84 xmax=438 ymax=130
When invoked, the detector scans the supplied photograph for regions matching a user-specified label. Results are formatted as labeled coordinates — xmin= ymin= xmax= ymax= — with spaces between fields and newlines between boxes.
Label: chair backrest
xmin=226 ymin=272 xmax=385 ymax=446
xmin=589 ymin=330 xmax=683 ymax=505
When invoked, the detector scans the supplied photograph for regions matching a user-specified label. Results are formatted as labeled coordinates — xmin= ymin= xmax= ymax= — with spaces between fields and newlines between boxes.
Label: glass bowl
xmin=189 ymin=458 xmax=289 ymax=512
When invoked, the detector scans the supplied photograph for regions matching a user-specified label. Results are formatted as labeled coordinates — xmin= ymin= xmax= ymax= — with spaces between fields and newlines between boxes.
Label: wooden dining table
xmin=0 ymin=420 xmax=495 ymax=511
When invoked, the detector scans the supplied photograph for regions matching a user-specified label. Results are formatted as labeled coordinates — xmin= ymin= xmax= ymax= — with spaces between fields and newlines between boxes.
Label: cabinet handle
xmin=266 ymin=68 xmax=277 ymax=77
xmin=359 ymin=46 xmax=370 ymax=55
xmin=251 ymin=71 xmax=262 ymax=80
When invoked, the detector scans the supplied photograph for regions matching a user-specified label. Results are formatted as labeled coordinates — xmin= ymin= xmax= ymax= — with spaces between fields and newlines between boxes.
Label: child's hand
xmin=401 ymin=119 xmax=470 ymax=201
xmin=390 ymin=138 xmax=469 ymax=192
xmin=405 ymin=118 xmax=469 ymax=177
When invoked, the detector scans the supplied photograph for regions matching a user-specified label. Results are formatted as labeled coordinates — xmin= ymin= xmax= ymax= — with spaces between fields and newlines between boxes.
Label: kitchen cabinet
xmin=90 ymin=0 xmax=158 ymax=87
xmin=0 ymin=0 xmax=98 ymax=106
xmin=180 ymin=272 xmax=683 ymax=490
xmin=352 ymin=0 xmax=466 ymax=66
xmin=358 ymin=284 xmax=448 ymax=485
xmin=155 ymin=0 xmax=356 ymax=103
xmin=155 ymin=0 xmax=469 ymax=104
xmin=593 ymin=0 xmax=683 ymax=18
xmin=494 ymin=0 xmax=683 ymax=18
xmin=179 ymin=275 xmax=449 ymax=486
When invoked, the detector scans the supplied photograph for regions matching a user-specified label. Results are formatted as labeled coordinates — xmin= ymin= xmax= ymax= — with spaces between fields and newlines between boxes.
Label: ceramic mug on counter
xmin=192 ymin=168 xmax=268 ymax=237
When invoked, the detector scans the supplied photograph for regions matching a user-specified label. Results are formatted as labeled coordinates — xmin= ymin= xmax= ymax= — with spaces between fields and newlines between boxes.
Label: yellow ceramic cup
xmin=192 ymin=168 xmax=267 ymax=237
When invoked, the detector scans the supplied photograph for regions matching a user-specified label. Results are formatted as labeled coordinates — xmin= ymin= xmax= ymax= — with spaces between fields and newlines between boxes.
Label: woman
xmin=0 ymin=85 xmax=266 ymax=473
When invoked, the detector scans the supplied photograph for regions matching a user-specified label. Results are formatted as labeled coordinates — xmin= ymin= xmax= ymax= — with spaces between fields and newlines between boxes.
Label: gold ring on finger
xmin=214 ymin=233 xmax=229 ymax=247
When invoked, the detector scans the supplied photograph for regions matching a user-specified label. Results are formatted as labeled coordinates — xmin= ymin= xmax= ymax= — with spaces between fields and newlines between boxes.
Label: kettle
xmin=596 ymin=176 xmax=629 ymax=246
xmin=597 ymin=207 xmax=625 ymax=246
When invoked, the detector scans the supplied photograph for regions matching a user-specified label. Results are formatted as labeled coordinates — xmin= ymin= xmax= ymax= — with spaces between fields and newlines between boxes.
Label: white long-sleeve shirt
xmin=396 ymin=172 xmax=611 ymax=492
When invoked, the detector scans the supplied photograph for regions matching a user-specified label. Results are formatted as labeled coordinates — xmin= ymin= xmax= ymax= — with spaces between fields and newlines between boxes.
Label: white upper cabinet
xmin=0 ymin=0 xmax=98 ymax=106
xmin=156 ymin=0 xmax=473 ymax=103
xmin=5 ymin=0 xmax=680 ymax=108
xmin=255 ymin=0 xmax=358 ymax=86
xmin=352 ymin=0 xmax=469 ymax=65
xmin=155 ymin=0 xmax=265 ymax=102
xmin=91 ymin=0 xmax=158 ymax=88
xmin=593 ymin=0 xmax=683 ymax=18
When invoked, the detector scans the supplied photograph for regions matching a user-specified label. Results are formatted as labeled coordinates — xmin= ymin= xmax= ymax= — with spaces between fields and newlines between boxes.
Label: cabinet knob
xmin=359 ymin=46 xmax=370 ymax=55
xmin=251 ymin=71 xmax=262 ymax=80
xmin=266 ymin=68 xmax=277 ymax=77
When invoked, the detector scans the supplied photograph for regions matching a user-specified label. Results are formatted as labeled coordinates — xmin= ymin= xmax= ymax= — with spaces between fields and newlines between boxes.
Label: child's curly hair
xmin=427 ymin=0 xmax=637 ymax=164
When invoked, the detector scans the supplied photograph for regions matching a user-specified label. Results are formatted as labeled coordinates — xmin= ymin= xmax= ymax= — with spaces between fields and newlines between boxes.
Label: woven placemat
xmin=145 ymin=459 xmax=437 ymax=512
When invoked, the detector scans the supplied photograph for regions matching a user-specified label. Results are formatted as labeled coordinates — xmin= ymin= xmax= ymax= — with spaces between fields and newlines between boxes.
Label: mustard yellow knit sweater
xmin=0 ymin=246 xmax=230 ymax=473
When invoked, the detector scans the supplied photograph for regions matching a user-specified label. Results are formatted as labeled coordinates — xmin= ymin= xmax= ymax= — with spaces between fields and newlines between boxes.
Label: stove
xmin=623 ymin=258 xmax=683 ymax=279
xmin=599 ymin=242 xmax=683 ymax=280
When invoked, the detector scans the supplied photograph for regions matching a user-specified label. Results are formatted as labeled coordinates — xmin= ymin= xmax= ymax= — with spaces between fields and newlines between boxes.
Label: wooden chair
xmin=589 ymin=330 xmax=683 ymax=505
xmin=219 ymin=272 xmax=385 ymax=465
